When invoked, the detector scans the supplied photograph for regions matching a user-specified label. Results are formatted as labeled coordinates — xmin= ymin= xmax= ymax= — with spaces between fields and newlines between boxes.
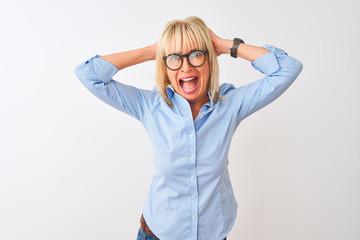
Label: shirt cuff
xmin=77 ymin=54 xmax=120 ymax=83
xmin=251 ymin=44 xmax=288 ymax=75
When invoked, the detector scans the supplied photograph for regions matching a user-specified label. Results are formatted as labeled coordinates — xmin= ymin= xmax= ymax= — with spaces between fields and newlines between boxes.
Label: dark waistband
xmin=140 ymin=214 xmax=159 ymax=239
xmin=140 ymin=213 xmax=227 ymax=240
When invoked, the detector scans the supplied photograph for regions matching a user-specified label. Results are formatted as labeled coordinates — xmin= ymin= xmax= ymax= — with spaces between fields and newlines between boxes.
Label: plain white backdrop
xmin=0 ymin=0 xmax=359 ymax=239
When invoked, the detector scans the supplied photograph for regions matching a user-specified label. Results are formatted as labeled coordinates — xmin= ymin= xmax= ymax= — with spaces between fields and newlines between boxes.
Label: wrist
xmin=230 ymin=38 xmax=245 ymax=58
xmin=218 ymin=39 xmax=233 ymax=55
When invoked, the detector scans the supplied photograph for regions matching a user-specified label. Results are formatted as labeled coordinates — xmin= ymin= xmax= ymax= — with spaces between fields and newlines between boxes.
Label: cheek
xmin=167 ymin=70 xmax=177 ymax=85
xmin=201 ymin=66 xmax=210 ymax=87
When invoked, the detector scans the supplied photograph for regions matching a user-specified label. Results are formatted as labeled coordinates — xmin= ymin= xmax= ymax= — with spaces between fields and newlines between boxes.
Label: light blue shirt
xmin=74 ymin=45 xmax=302 ymax=240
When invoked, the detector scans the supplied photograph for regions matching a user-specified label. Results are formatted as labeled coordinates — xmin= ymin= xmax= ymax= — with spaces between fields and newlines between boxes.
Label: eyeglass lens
xmin=166 ymin=51 xmax=205 ymax=70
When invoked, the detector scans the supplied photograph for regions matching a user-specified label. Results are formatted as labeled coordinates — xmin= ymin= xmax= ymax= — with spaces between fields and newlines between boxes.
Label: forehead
xmin=165 ymin=34 xmax=205 ymax=55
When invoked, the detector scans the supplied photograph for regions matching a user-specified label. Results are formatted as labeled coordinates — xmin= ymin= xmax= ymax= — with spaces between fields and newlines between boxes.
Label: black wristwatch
xmin=230 ymin=38 xmax=245 ymax=58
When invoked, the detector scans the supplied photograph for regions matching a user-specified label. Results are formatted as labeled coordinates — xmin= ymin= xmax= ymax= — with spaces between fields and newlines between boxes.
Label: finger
xmin=208 ymin=28 xmax=215 ymax=38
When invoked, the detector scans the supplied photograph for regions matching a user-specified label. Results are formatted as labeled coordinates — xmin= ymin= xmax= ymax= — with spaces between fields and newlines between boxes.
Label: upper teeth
xmin=181 ymin=77 xmax=196 ymax=81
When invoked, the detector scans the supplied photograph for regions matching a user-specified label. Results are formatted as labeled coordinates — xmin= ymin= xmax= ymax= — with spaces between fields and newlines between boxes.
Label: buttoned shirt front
xmin=74 ymin=45 xmax=303 ymax=240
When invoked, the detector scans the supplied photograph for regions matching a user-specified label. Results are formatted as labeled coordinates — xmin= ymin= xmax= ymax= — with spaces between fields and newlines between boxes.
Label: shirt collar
xmin=166 ymin=84 xmax=216 ymax=108
xmin=166 ymin=84 xmax=175 ymax=99
xmin=206 ymin=91 xmax=215 ymax=108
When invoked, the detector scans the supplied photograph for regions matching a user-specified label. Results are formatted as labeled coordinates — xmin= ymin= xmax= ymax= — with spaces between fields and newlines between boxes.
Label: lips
xmin=179 ymin=76 xmax=199 ymax=94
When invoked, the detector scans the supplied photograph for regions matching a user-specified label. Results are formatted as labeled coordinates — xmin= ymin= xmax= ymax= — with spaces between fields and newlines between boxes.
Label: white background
xmin=0 ymin=0 xmax=359 ymax=239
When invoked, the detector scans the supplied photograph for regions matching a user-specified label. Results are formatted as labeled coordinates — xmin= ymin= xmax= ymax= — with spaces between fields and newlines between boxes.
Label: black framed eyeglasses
xmin=162 ymin=50 xmax=208 ymax=71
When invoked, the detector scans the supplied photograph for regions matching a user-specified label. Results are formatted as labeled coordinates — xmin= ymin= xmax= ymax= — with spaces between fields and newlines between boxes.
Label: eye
xmin=168 ymin=54 xmax=180 ymax=61
xmin=190 ymin=51 xmax=202 ymax=58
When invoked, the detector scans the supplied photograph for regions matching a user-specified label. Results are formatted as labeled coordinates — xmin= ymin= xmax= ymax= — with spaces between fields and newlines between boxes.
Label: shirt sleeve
xmin=233 ymin=45 xmax=303 ymax=124
xmin=74 ymin=55 xmax=154 ymax=122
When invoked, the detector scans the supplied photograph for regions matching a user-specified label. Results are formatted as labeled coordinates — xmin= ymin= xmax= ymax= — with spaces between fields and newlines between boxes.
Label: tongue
xmin=182 ymin=79 xmax=197 ymax=90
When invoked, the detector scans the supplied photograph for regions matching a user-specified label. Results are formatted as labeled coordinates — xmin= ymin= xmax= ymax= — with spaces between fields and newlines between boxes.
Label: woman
xmin=75 ymin=16 xmax=302 ymax=240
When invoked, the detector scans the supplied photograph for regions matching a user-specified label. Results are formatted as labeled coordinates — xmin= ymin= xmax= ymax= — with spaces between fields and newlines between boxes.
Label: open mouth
xmin=179 ymin=76 xmax=199 ymax=94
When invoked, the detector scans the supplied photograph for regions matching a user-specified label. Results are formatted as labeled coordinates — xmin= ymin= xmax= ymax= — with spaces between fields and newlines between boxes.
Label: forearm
xmin=216 ymin=38 xmax=270 ymax=61
xmin=99 ymin=45 xmax=156 ymax=70
xmin=208 ymin=29 xmax=271 ymax=61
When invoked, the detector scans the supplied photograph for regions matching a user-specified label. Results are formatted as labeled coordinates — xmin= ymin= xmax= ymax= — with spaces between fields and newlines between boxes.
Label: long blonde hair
xmin=155 ymin=16 xmax=220 ymax=107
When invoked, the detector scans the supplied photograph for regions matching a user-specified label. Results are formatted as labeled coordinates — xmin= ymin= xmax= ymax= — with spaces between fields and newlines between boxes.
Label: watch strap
xmin=230 ymin=38 xmax=244 ymax=58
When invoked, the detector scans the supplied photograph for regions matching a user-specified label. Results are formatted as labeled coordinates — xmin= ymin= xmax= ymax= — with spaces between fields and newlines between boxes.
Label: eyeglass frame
xmin=162 ymin=50 xmax=208 ymax=71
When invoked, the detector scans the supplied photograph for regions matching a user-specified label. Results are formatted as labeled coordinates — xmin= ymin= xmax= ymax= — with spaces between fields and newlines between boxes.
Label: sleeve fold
xmin=234 ymin=45 xmax=303 ymax=124
xmin=74 ymin=55 xmax=153 ymax=122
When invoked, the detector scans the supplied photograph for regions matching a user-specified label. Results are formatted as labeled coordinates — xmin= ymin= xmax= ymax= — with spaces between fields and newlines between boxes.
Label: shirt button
xmin=192 ymin=194 xmax=196 ymax=198
xmin=189 ymin=134 xmax=193 ymax=138
xmin=192 ymin=216 xmax=196 ymax=220
xmin=189 ymin=156 xmax=193 ymax=161
xmin=191 ymin=176 xmax=195 ymax=180
xmin=200 ymin=115 xmax=203 ymax=118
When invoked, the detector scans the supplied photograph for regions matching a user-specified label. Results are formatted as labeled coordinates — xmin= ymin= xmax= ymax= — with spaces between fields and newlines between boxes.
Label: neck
xmin=189 ymin=95 xmax=210 ymax=120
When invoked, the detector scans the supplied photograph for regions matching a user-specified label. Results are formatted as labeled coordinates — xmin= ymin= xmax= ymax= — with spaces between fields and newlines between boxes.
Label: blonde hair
xmin=155 ymin=16 xmax=220 ymax=107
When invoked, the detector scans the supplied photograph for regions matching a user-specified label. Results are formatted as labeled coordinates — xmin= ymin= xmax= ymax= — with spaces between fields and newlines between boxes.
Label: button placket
xmin=183 ymin=109 xmax=199 ymax=240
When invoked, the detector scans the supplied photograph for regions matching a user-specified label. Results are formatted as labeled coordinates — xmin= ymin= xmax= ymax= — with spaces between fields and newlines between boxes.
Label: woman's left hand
xmin=208 ymin=29 xmax=232 ymax=57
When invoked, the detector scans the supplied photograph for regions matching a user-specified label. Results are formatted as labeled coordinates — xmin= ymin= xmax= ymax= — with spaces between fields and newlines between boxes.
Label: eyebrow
xmin=167 ymin=49 xmax=201 ymax=56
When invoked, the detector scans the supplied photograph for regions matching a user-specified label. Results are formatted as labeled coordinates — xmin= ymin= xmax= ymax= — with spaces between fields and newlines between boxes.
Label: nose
xmin=180 ymin=57 xmax=192 ymax=72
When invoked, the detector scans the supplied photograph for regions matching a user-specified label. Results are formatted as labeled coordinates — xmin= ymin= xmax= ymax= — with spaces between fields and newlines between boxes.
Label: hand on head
xmin=208 ymin=28 xmax=223 ymax=57
xmin=208 ymin=29 xmax=233 ymax=57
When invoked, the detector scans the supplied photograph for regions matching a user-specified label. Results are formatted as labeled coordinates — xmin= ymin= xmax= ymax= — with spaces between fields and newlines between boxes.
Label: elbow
xmin=74 ymin=65 xmax=102 ymax=87
xmin=281 ymin=56 xmax=303 ymax=83
xmin=295 ymin=59 xmax=303 ymax=75
xmin=74 ymin=65 xmax=87 ymax=83
xmin=291 ymin=58 xmax=303 ymax=81
xmin=268 ymin=57 xmax=303 ymax=92
xmin=74 ymin=67 xmax=89 ymax=90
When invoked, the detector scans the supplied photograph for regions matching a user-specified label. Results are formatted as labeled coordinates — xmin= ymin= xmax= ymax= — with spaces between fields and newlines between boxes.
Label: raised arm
xmin=209 ymin=29 xmax=270 ymax=61
xmin=98 ymin=43 xmax=157 ymax=70
xmin=209 ymin=29 xmax=303 ymax=123
xmin=74 ymin=43 xmax=158 ymax=121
